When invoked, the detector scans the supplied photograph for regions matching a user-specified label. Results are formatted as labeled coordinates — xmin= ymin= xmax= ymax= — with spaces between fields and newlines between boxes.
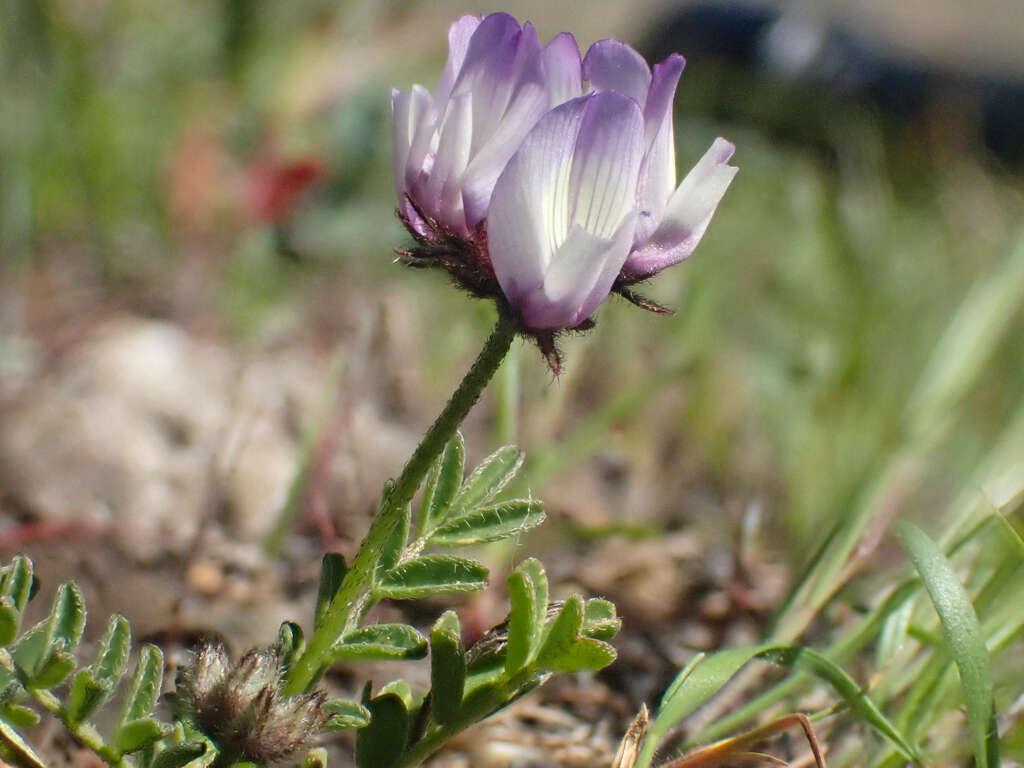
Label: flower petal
xmin=435 ymin=15 xmax=482 ymax=107
xmin=624 ymin=137 xmax=737 ymax=278
xmin=519 ymin=214 xmax=637 ymax=329
xmin=392 ymin=86 xmax=437 ymax=234
xmin=451 ymin=14 xmax=544 ymax=151
xmin=543 ymin=32 xmax=583 ymax=107
xmin=582 ymin=39 xmax=651 ymax=106
xmin=423 ymin=92 xmax=473 ymax=233
xmin=490 ymin=92 xmax=644 ymax=329
xmin=451 ymin=14 xmax=548 ymax=228
xmin=568 ymin=91 xmax=645 ymax=240
xmin=634 ymin=55 xmax=684 ymax=244
xmin=488 ymin=98 xmax=588 ymax=305
xmin=402 ymin=84 xmax=438 ymax=190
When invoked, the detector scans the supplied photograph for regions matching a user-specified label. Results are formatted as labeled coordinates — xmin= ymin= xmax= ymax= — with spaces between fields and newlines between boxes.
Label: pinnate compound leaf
xmin=115 ymin=718 xmax=166 ymax=754
xmin=898 ymin=521 xmax=998 ymax=768
xmin=0 ymin=718 xmax=47 ymax=768
xmin=449 ymin=446 xmax=523 ymax=515
xmin=322 ymin=699 xmax=371 ymax=730
xmin=334 ymin=624 xmax=427 ymax=661
xmin=420 ymin=433 xmax=465 ymax=531
xmin=635 ymin=644 xmax=921 ymax=768
xmin=432 ymin=500 xmax=545 ymax=546
xmin=377 ymin=556 xmax=488 ymax=600
xmin=315 ymin=553 xmax=347 ymax=629
xmin=150 ymin=742 xmax=206 ymax=768
xmin=430 ymin=620 xmax=466 ymax=726
xmin=355 ymin=693 xmax=409 ymax=768
xmin=119 ymin=645 xmax=163 ymax=728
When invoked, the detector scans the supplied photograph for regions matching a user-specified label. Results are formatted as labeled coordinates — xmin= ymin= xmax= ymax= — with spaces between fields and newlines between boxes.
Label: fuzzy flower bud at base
xmin=173 ymin=644 xmax=328 ymax=765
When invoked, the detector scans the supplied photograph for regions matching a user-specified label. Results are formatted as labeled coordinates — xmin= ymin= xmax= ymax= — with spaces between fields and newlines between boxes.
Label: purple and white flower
xmin=392 ymin=13 xmax=737 ymax=340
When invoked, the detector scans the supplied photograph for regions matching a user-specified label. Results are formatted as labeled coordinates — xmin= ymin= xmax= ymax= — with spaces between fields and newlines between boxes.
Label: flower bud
xmin=174 ymin=643 xmax=327 ymax=764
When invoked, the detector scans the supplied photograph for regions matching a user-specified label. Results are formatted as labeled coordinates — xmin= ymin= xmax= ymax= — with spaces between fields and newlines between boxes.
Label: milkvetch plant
xmin=0 ymin=12 xmax=735 ymax=768
xmin=2 ymin=9 xmax=1019 ymax=768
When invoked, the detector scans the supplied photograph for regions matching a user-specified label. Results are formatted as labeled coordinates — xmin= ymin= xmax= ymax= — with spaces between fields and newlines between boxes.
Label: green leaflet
xmin=431 ymin=500 xmax=545 ymax=546
xmin=334 ymin=624 xmax=428 ymax=661
xmin=118 ymin=645 xmax=164 ymax=729
xmin=448 ymin=446 xmax=523 ymax=517
xmin=314 ymin=553 xmax=347 ymax=630
xmin=322 ymin=699 xmax=372 ymax=730
xmin=429 ymin=619 xmax=465 ymax=726
xmin=355 ymin=693 xmax=409 ymax=768
xmin=374 ymin=503 xmax=412 ymax=583
xmin=504 ymin=569 xmax=536 ymax=674
xmin=149 ymin=742 xmax=207 ymax=768
xmin=419 ymin=432 xmax=465 ymax=532
xmin=114 ymin=718 xmax=166 ymax=754
xmin=376 ymin=556 xmax=488 ymax=600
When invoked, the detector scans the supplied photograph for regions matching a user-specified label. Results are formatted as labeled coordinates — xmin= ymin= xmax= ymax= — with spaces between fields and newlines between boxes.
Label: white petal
xmin=519 ymin=213 xmax=636 ymax=329
xmin=402 ymin=84 xmax=438 ymax=191
xmin=634 ymin=55 xmax=685 ymax=243
xmin=488 ymin=99 xmax=587 ymax=305
xmin=490 ymin=93 xmax=644 ymax=329
xmin=635 ymin=115 xmax=675 ymax=244
xmin=567 ymin=91 xmax=645 ymax=239
xmin=625 ymin=138 xmax=737 ymax=277
xmin=460 ymin=80 xmax=548 ymax=228
xmin=423 ymin=92 xmax=473 ymax=233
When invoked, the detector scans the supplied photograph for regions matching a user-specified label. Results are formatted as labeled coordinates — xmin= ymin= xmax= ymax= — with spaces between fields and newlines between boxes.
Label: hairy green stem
xmin=282 ymin=316 xmax=517 ymax=696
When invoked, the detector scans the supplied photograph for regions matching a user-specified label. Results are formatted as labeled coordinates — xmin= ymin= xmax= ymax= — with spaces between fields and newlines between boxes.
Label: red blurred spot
xmin=248 ymin=158 xmax=324 ymax=223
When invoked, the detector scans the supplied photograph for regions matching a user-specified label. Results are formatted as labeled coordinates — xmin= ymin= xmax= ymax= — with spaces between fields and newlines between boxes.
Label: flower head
xmin=173 ymin=643 xmax=327 ymax=764
xmin=393 ymin=14 xmax=736 ymax=364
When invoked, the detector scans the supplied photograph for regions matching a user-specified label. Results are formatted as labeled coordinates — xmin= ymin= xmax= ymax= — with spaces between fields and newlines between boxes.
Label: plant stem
xmin=282 ymin=316 xmax=517 ymax=696
xmin=32 ymin=687 xmax=131 ymax=768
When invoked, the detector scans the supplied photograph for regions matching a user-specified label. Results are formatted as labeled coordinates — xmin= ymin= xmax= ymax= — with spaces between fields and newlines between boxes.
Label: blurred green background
xmin=5 ymin=0 xmax=1021 ymax=542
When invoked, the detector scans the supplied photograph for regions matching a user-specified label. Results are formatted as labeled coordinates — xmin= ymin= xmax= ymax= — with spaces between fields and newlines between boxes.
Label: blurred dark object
xmin=642 ymin=3 xmax=1024 ymax=168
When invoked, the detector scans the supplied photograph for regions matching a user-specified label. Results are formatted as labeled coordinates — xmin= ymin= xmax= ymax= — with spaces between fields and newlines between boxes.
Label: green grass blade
xmin=637 ymin=644 xmax=921 ymax=768
xmin=897 ymin=521 xmax=998 ymax=768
